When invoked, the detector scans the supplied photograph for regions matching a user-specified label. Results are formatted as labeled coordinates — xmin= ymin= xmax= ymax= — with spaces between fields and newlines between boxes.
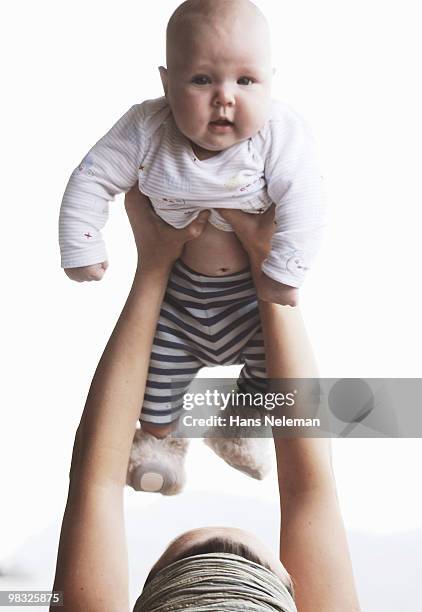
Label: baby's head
xmin=160 ymin=0 xmax=273 ymax=159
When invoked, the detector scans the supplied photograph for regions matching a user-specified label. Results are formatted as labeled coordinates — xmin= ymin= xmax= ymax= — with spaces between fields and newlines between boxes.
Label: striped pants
xmin=141 ymin=260 xmax=267 ymax=425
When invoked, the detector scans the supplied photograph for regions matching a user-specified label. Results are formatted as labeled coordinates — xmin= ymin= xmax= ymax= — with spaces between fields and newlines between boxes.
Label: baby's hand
xmin=64 ymin=261 xmax=109 ymax=282
xmin=256 ymin=273 xmax=299 ymax=307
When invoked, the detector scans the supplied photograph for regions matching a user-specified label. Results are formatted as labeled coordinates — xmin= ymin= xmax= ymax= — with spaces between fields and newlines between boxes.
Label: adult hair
xmin=144 ymin=535 xmax=293 ymax=596
xmin=134 ymin=552 xmax=296 ymax=611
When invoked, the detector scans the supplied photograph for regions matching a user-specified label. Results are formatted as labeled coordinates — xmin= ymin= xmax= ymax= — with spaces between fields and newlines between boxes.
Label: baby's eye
xmin=237 ymin=77 xmax=254 ymax=85
xmin=191 ymin=75 xmax=211 ymax=85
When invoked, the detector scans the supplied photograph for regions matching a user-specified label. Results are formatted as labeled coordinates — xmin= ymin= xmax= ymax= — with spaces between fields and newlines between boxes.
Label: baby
xmin=59 ymin=0 xmax=325 ymax=494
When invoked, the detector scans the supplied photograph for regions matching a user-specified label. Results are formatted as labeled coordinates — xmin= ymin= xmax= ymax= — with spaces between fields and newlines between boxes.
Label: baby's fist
xmin=256 ymin=273 xmax=299 ymax=307
xmin=64 ymin=261 xmax=108 ymax=282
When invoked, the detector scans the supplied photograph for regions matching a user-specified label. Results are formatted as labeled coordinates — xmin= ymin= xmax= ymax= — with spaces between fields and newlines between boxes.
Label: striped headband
xmin=134 ymin=552 xmax=297 ymax=611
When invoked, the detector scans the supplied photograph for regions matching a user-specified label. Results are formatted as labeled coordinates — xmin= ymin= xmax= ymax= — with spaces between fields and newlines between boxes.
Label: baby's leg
xmin=141 ymin=421 xmax=176 ymax=438
xmin=205 ymin=328 xmax=272 ymax=479
xmin=139 ymin=350 xmax=203 ymax=432
xmin=127 ymin=368 xmax=202 ymax=495
xmin=127 ymin=294 xmax=204 ymax=494
xmin=237 ymin=328 xmax=267 ymax=396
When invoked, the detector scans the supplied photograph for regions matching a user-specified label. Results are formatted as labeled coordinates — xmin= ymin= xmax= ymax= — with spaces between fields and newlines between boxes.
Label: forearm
xmin=274 ymin=430 xmax=359 ymax=612
xmin=52 ymin=484 xmax=129 ymax=612
xmin=264 ymin=118 xmax=327 ymax=289
xmin=259 ymin=302 xmax=360 ymax=610
xmin=72 ymin=265 xmax=170 ymax=488
xmin=259 ymin=302 xmax=317 ymax=378
xmin=59 ymin=178 xmax=110 ymax=269
xmin=53 ymin=265 xmax=169 ymax=611
xmin=279 ymin=477 xmax=361 ymax=612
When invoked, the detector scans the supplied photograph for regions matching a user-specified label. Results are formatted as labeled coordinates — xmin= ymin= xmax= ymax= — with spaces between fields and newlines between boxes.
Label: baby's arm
xmin=261 ymin=107 xmax=326 ymax=305
xmin=59 ymin=105 xmax=145 ymax=281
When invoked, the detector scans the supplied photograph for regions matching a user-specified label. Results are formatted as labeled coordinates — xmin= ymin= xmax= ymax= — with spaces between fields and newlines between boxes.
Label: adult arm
xmin=261 ymin=304 xmax=361 ymax=612
xmin=51 ymin=188 xmax=208 ymax=612
xmin=218 ymin=207 xmax=361 ymax=612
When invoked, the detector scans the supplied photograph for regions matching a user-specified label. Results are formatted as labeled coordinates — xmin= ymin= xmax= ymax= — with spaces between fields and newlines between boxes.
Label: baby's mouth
xmin=209 ymin=118 xmax=234 ymax=126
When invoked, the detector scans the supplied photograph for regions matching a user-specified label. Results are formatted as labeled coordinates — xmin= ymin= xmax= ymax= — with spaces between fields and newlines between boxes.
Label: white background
xmin=1 ymin=1 xmax=421 ymax=610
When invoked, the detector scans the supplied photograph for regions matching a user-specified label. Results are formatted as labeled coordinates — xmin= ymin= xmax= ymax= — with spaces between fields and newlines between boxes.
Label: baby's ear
xmin=158 ymin=66 xmax=168 ymax=96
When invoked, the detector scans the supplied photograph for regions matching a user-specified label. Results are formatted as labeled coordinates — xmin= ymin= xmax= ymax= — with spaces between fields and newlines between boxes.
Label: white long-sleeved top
xmin=59 ymin=96 xmax=325 ymax=287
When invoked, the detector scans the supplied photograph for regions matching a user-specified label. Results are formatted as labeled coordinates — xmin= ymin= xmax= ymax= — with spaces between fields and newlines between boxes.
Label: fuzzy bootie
xmin=204 ymin=403 xmax=272 ymax=480
xmin=127 ymin=429 xmax=189 ymax=495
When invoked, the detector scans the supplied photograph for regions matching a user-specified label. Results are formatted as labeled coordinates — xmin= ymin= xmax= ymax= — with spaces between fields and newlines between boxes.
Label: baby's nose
xmin=213 ymin=86 xmax=235 ymax=107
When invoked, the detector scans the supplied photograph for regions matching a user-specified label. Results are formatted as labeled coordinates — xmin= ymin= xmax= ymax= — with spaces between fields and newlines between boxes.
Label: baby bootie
xmin=204 ymin=403 xmax=272 ymax=480
xmin=127 ymin=429 xmax=189 ymax=495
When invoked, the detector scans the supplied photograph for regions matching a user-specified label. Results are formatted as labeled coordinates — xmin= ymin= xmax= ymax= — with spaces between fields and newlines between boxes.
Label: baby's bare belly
xmin=181 ymin=222 xmax=249 ymax=276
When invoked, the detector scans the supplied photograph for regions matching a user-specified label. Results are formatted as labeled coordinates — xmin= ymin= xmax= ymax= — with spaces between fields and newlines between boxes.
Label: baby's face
xmin=161 ymin=11 xmax=272 ymax=159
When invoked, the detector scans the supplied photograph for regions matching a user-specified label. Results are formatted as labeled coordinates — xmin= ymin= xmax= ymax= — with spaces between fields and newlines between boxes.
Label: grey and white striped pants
xmin=141 ymin=260 xmax=267 ymax=425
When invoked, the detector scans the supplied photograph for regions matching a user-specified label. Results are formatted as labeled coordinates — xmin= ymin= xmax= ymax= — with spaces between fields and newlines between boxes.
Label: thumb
xmin=184 ymin=210 xmax=210 ymax=239
xmin=196 ymin=209 xmax=211 ymax=224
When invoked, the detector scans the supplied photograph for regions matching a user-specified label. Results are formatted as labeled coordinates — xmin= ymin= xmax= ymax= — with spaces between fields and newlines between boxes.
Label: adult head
xmin=159 ymin=0 xmax=273 ymax=158
xmin=134 ymin=526 xmax=296 ymax=611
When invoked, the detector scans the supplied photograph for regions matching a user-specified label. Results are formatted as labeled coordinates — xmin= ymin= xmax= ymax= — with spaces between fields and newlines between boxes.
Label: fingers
xmin=217 ymin=204 xmax=276 ymax=225
xmin=89 ymin=266 xmax=107 ymax=281
xmin=124 ymin=186 xmax=154 ymax=220
xmin=124 ymin=188 xmax=158 ymax=244
xmin=124 ymin=184 xmax=141 ymax=212
xmin=262 ymin=203 xmax=276 ymax=222
xmin=215 ymin=208 xmax=250 ymax=224
xmin=215 ymin=207 xmax=272 ymax=237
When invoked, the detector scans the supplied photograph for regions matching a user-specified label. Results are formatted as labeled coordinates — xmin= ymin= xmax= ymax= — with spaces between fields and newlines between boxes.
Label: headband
xmin=134 ymin=552 xmax=297 ymax=611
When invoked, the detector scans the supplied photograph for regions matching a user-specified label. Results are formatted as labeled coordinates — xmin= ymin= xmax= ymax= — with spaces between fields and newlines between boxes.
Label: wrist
xmin=248 ymin=246 xmax=267 ymax=268
xmin=248 ymin=248 xmax=267 ymax=283
xmin=137 ymin=256 xmax=173 ymax=276
xmin=135 ymin=260 xmax=172 ymax=285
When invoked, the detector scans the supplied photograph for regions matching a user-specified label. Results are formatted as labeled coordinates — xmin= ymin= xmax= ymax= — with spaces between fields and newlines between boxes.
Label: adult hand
xmin=217 ymin=206 xmax=299 ymax=306
xmin=125 ymin=186 xmax=209 ymax=273
xmin=216 ymin=204 xmax=276 ymax=272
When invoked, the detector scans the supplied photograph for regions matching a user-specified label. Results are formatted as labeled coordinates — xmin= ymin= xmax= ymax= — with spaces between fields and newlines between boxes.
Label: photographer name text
xmin=182 ymin=414 xmax=320 ymax=428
